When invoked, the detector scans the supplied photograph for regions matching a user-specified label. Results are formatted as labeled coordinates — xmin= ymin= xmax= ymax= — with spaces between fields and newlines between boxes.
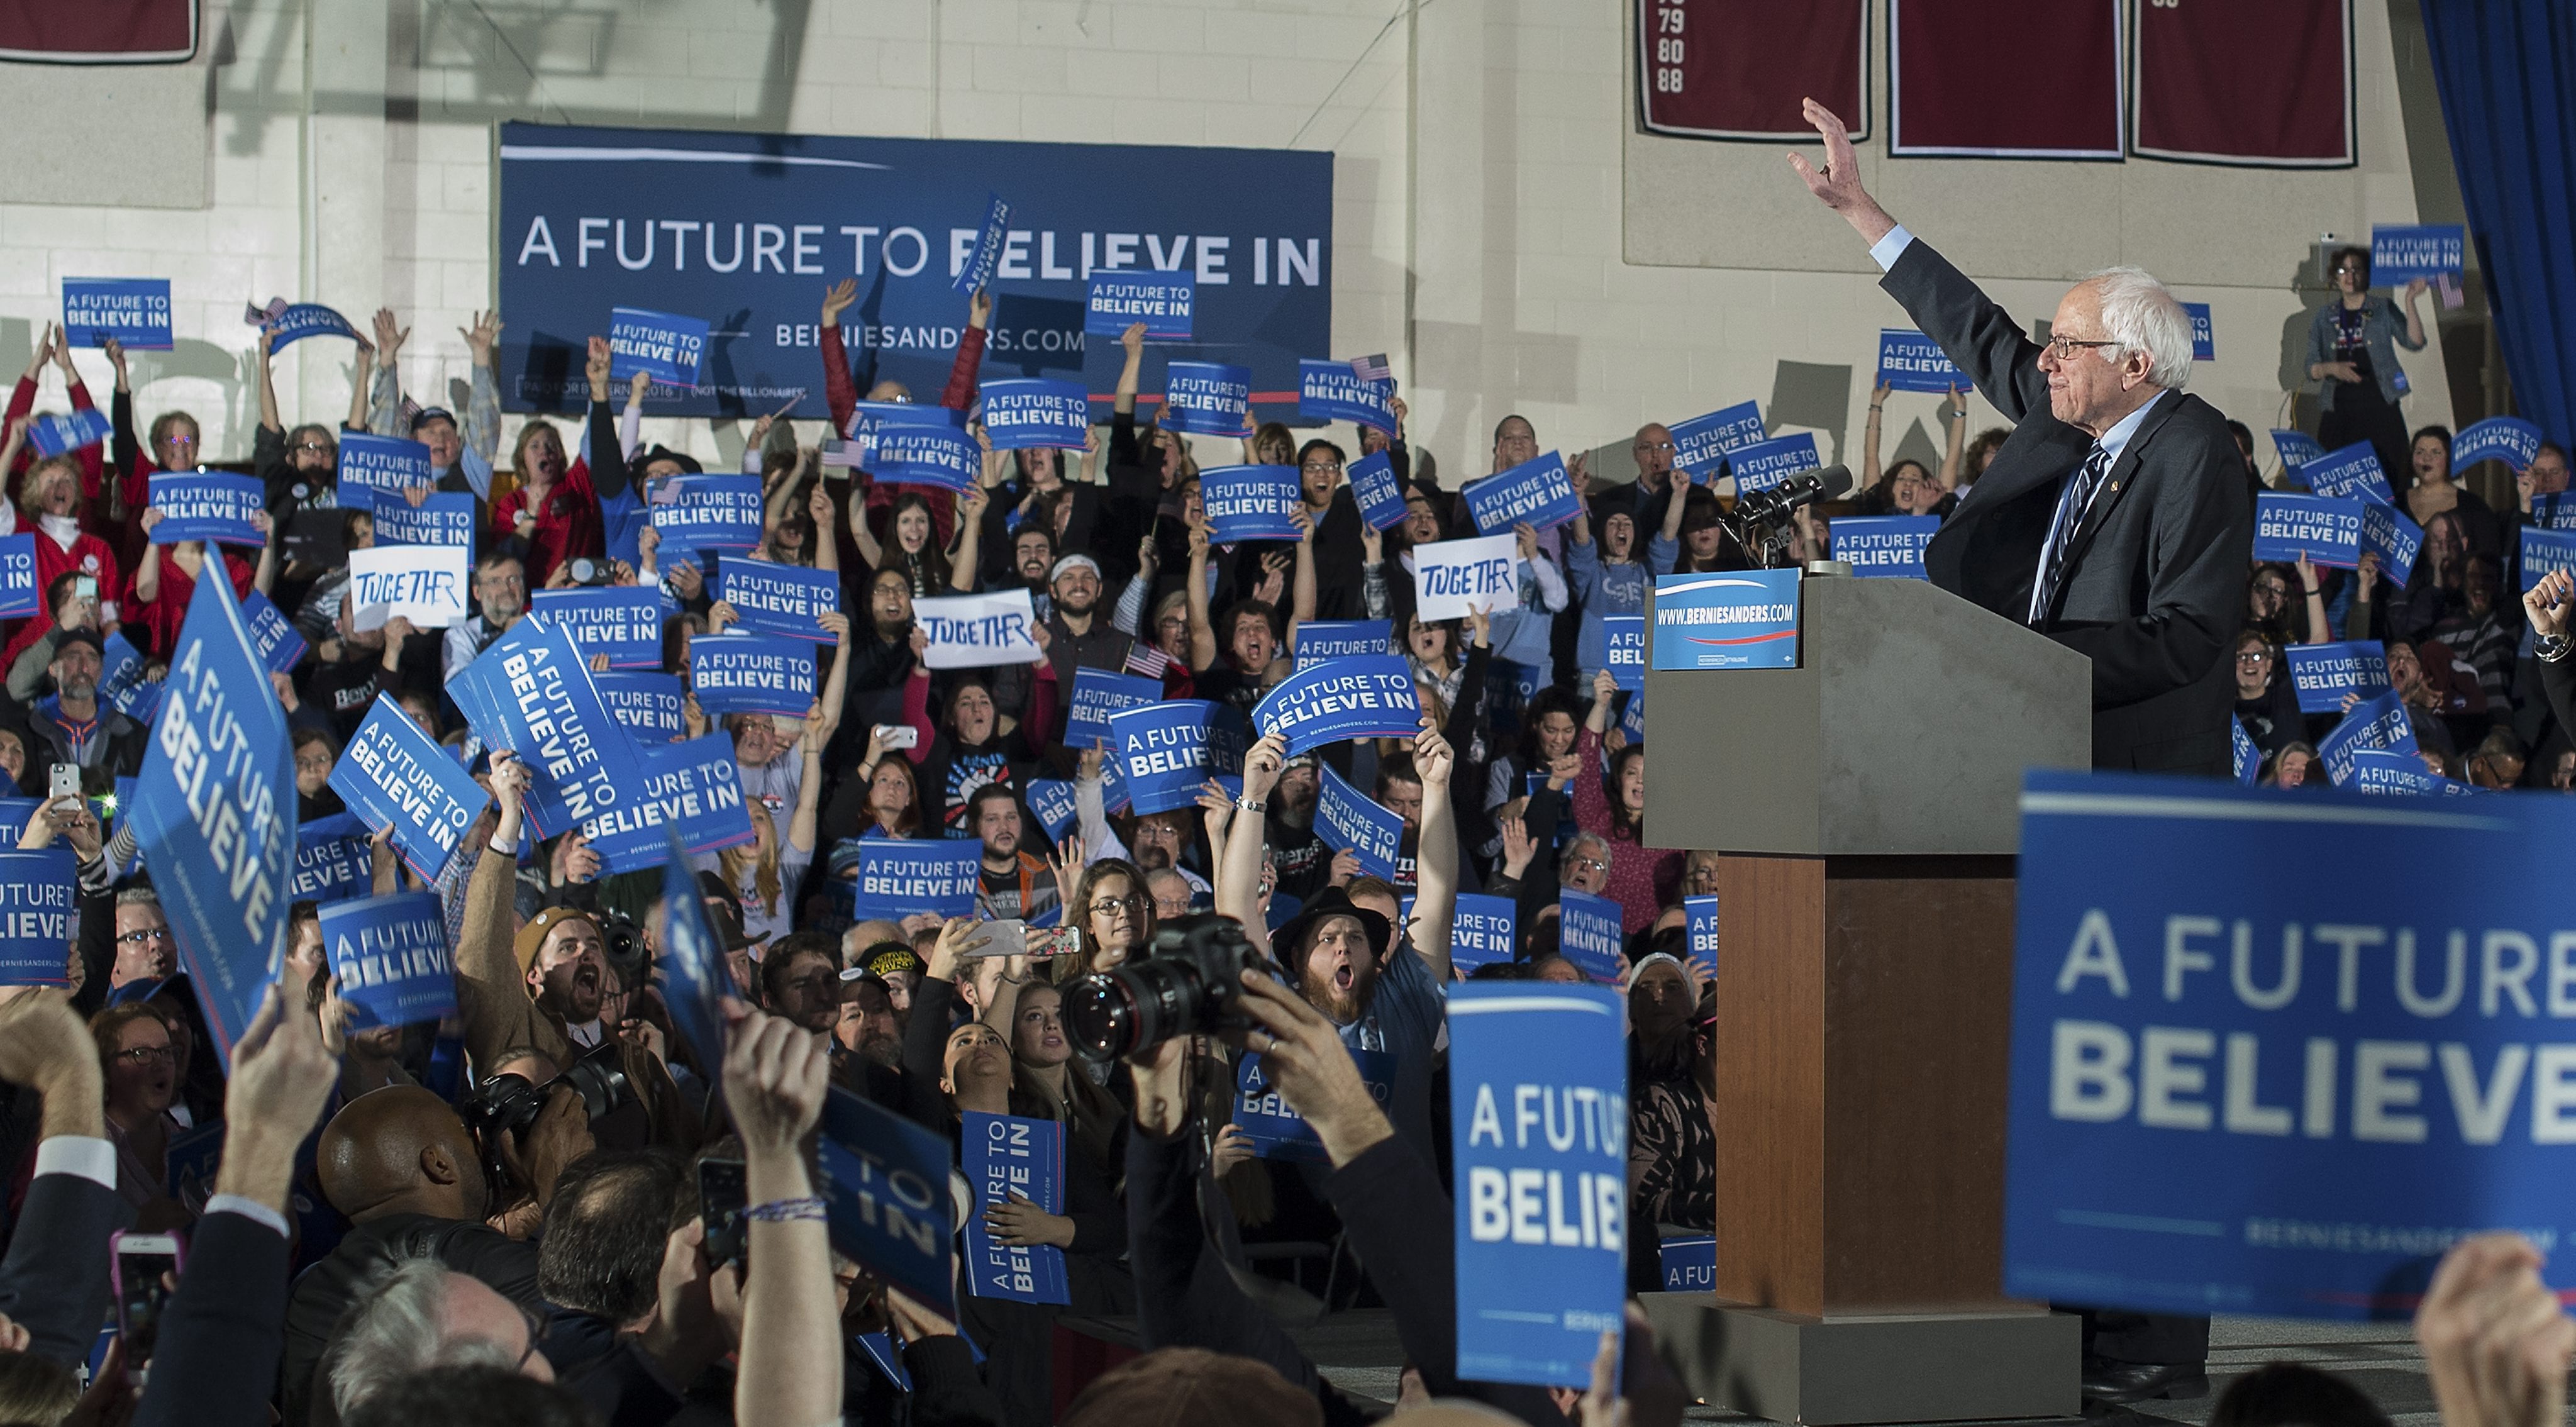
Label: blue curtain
xmin=2419 ymin=1 xmax=2576 ymax=444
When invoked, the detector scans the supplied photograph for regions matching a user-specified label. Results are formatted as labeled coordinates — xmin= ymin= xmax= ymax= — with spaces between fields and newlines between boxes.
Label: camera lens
xmin=1064 ymin=960 xmax=1201 ymax=1061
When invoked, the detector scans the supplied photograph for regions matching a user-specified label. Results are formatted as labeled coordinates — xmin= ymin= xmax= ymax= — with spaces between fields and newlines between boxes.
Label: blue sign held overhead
xmin=1670 ymin=401 xmax=1767 ymax=479
xmin=718 ymin=558 xmax=841 ymax=643
xmin=1315 ymin=762 xmax=1402 ymax=881
xmin=1297 ymin=359 xmax=1397 ymax=432
xmin=0 ymin=849 xmax=77 ymax=986
xmin=1109 ymin=699 xmax=1244 ymax=817
xmin=864 ymin=421 xmax=979 ymax=491
xmin=848 ymin=838 xmax=980 ymax=921
xmin=336 ymin=433 xmax=435 ymax=501
xmin=979 ymin=378 xmax=1091 ymax=450
xmin=1084 ymin=270 xmax=1194 ymax=340
xmin=656 ymin=843 xmax=733 ymax=1089
xmin=1462 ymin=451 xmax=1580 ymax=535
xmin=242 ymin=592 xmax=308 ymax=674
xmin=1450 ymin=892 xmax=1518 ymax=973
xmin=1448 ymin=983 xmax=1628 ymax=1387
xmin=2316 ymin=689 xmax=2419 ymax=786
xmin=1251 ymin=655 xmax=1423 ymax=755
xmin=2519 ymin=526 xmax=2576 ymax=593
xmin=2270 ymin=429 xmax=2326 ymax=474
xmin=2359 ymin=500 xmax=2423 ymax=586
xmin=319 ymin=892 xmax=457 ymax=1030
xmin=2253 ymin=493 xmax=2363 ymax=569
xmin=2282 ymin=642 xmax=2392 ymax=716
xmin=595 ymin=671 xmax=687 ymax=742
xmin=1833 ymin=514 xmax=1938 ymax=579
xmin=1064 ymin=667 xmax=1165 ymax=749
xmin=27 ymin=409 xmax=109 ymax=457
xmin=1347 ymin=450 xmax=1408 ymax=531
xmin=955 ymin=192 xmax=1011 ymax=294
xmin=690 ymin=631 xmax=818 ymax=719
xmin=329 ymin=696 xmax=494 ymax=883
xmin=1878 ymin=328 xmax=1967 ymax=394
xmin=1557 ymin=889 xmax=1625 ymax=982
xmin=2453 ymin=417 xmax=2543 ymax=472
xmin=134 ymin=572 xmax=296 ymax=1069
xmin=62 ymin=277 xmax=172 ymax=350
xmin=1603 ymin=616 xmax=1645 ymax=690
xmin=2300 ymin=442 xmax=2393 ymax=504
xmin=0 ymin=535 xmax=37 ymax=619
xmin=1651 ymin=570 xmax=1800 ymax=671
xmin=530 ymin=587 xmax=666 ymax=671
xmin=2370 ymin=223 xmax=2467 ymax=282
xmin=1025 ymin=778 xmax=1079 ymax=841
xmin=818 ymin=1086 xmax=957 ymax=1316
xmin=445 ymin=615 xmax=632 ymax=840
xmin=656 ymin=475 xmax=765 ymax=556
xmin=584 ymin=733 xmax=755 ymax=874
xmin=961 ymin=1111 xmax=1072 ymax=1305
xmin=1294 ymin=620 xmax=1393 ymax=664
xmin=1162 ymin=360 xmax=1254 ymax=437
xmin=370 ymin=490 xmax=476 ymax=548
xmin=1724 ymin=433 xmax=1821 ymax=497
xmin=608 ymin=306 xmax=710 ymax=388
xmin=266 ymin=303 xmax=359 ymax=352
xmin=1199 ymin=464 xmax=1305 ymax=543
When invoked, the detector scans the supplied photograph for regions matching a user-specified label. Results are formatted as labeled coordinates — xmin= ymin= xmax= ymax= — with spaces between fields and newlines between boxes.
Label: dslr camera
xmin=1061 ymin=913 xmax=1265 ymax=1062
xmin=457 ymin=1038 xmax=638 ymax=1196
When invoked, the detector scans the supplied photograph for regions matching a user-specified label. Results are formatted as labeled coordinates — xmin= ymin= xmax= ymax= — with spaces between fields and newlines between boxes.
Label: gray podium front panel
xmin=1642 ymin=574 xmax=2090 ymax=857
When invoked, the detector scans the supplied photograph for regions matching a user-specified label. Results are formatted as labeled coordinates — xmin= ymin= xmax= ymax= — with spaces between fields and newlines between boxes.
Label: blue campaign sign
xmin=1235 ymin=1046 xmax=1397 ymax=1161
xmin=584 ymin=733 xmax=755 ymax=874
xmin=846 ymin=397 xmax=967 ymax=446
xmin=718 ymin=558 xmax=841 ymax=643
xmin=0 ymin=849 xmax=78 ymax=986
xmin=2002 ymin=768 xmax=2576 ymax=1319
xmin=1670 ymin=401 xmax=1766 ymax=479
xmin=1109 ymin=699 xmax=1244 ymax=816
xmin=28 ymin=409 xmax=109 ymax=457
xmin=979 ymin=377 xmax=1091 ymax=450
xmin=99 ymin=631 xmax=165 ymax=726
xmin=689 ymin=631 xmax=818 ymax=718
xmin=955 ymin=192 xmax=1010 ymax=294
xmin=1448 ymin=983 xmax=1628 ymax=1387
xmin=2346 ymin=748 xmax=2482 ymax=797
xmin=657 ymin=475 xmax=765 ymax=555
xmin=446 ymin=615 xmax=633 ymax=840
xmin=1200 ymin=464 xmax=1305 ymax=543
xmin=1314 ymin=763 xmax=1401 ymax=880
xmin=1162 ymin=360 xmax=1254 ymax=437
xmin=849 ymin=838 xmax=980 ymax=921
xmin=864 ymin=420 xmax=979 ymax=491
xmin=1463 ymin=452 xmax=1580 ymax=535
xmin=2316 ymin=689 xmax=2419 ymax=786
xmin=266 ymin=303 xmax=358 ymax=352
xmin=370 ymin=491 xmax=476 ymax=548
xmin=1558 ymin=889 xmax=1625 ymax=982
xmin=1451 ymin=892 xmax=1518 ymax=973
xmin=1685 ymin=894 xmax=1719 ymax=967
xmin=2300 ymin=442 xmax=2392 ymax=503
xmin=1250 ymin=655 xmax=1423 ymax=755
xmin=2232 ymin=719 xmax=2260 ymax=786
xmin=656 ymin=845 xmax=733 ymax=1087
xmin=1877 ymin=328 xmax=1967 ymax=394
xmin=818 ymin=1086 xmax=958 ymax=1316
xmin=1026 ymin=778 xmax=1079 ymax=841
xmin=1085 ymin=270 xmax=1192 ymax=340
xmin=289 ymin=818 xmax=371 ymax=906
xmin=2453 ymin=417 xmax=2543 ymax=472
xmin=63 ymin=278 xmax=172 ymax=350
xmin=147 ymin=472 xmax=265 ymax=546
xmin=1651 ymin=570 xmax=1800 ymax=671
xmin=2518 ymin=526 xmax=2576 ymax=592
xmin=1660 ymin=1236 xmax=1716 ymax=1292
xmin=1297 ymin=358 xmax=1397 ymax=432
xmin=595 ymin=671 xmax=687 ymax=742
xmin=1833 ymin=514 xmax=1937 ymax=579
xmin=330 ymin=695 xmax=492 ymax=883
xmin=241 ymin=592 xmax=309 ymax=674
xmin=135 ymin=572 xmax=295 ymax=1069
xmin=2253 ymin=493 xmax=2363 ymax=568
xmin=0 ymin=800 xmax=44 ymax=851
xmin=2283 ymin=642 xmax=2391 ymax=715
xmin=2370 ymin=223 xmax=2467 ymax=282
xmin=1603 ymin=616 xmax=1645 ymax=690
xmin=961 ymin=1111 xmax=1071 ymax=1305
xmin=319 ymin=892 xmax=457 ymax=1030
xmin=336 ymin=432 xmax=435 ymax=501
xmin=1619 ymin=687 xmax=1646 ymax=745
xmin=608 ymin=307 xmax=709 ymax=387
xmin=1724 ymin=433 xmax=1821 ymax=497
xmin=0 ymin=534 xmax=36 ymax=619
xmin=531 ymin=587 xmax=668 ymax=670
xmin=2270 ymin=429 xmax=2326 ymax=474
xmin=2182 ymin=302 xmax=2214 ymax=361
xmin=2360 ymin=500 xmax=2423 ymax=586
xmin=1346 ymin=450 xmax=1407 ymax=531
xmin=495 ymin=124 xmax=1329 ymax=422
xmin=1294 ymin=620 xmax=1393 ymax=664
xmin=1065 ymin=667 xmax=1165 ymax=748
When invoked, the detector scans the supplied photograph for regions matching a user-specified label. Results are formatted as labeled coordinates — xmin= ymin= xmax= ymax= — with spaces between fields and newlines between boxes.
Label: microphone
xmin=1734 ymin=464 xmax=1853 ymax=525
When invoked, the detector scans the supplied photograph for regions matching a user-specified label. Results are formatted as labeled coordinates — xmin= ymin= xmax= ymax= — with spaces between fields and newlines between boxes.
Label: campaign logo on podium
xmin=1650 ymin=570 xmax=1800 ymax=671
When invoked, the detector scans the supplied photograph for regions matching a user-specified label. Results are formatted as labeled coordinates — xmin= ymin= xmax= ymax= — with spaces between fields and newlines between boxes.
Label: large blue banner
xmin=1448 ymin=983 xmax=1628 ymax=1386
xmin=1297 ymin=358 xmax=1397 ymax=432
xmin=2317 ymin=690 xmax=2419 ymax=786
xmin=0 ymin=849 xmax=77 ymax=987
xmin=330 ymin=696 xmax=492 ymax=883
xmin=1558 ymin=889 xmax=1625 ymax=982
xmin=1723 ymin=433 xmax=1821 ymax=496
xmin=1462 ymin=452 xmax=1580 ymax=535
xmin=1346 ymin=450 xmax=1407 ymax=530
xmin=1162 ymin=361 xmax=1253 ymax=436
xmin=2005 ymin=768 xmax=2576 ymax=1319
xmin=1085 ymin=270 xmax=1193 ymax=340
xmin=717 ymin=558 xmax=840 ymax=643
xmin=961 ymin=1112 xmax=1072 ymax=1305
xmin=1294 ymin=620 xmax=1393 ymax=664
xmin=849 ymin=838 xmax=980 ymax=921
xmin=818 ymin=1086 xmax=957 ymax=1316
xmin=2370 ymin=223 xmax=2467 ymax=282
xmin=1669 ymin=401 xmax=1766 ymax=480
xmin=1314 ymin=762 xmax=1401 ymax=881
xmin=496 ymin=123 xmax=1330 ymax=421
xmin=1064 ymin=667 xmax=1165 ymax=749
xmin=1250 ymin=655 xmax=1422 ymax=755
xmin=689 ymin=631 xmax=818 ymax=718
xmin=2283 ymin=642 xmax=2390 ymax=715
xmin=595 ymin=671 xmax=687 ymax=742
xmin=1235 ymin=1046 xmax=1396 ymax=1161
xmin=446 ymin=615 xmax=633 ymax=840
xmin=1833 ymin=514 xmax=1938 ymax=579
xmin=979 ymin=378 xmax=1090 ymax=450
xmin=2301 ymin=443 xmax=2392 ymax=504
xmin=62 ymin=277 xmax=172 ymax=349
xmin=135 ymin=573 xmax=296 ymax=1069
xmin=2453 ymin=416 xmax=2543 ymax=472
xmin=607 ymin=306 xmax=709 ymax=387
xmin=2254 ymin=494 xmax=2362 ymax=568
xmin=1650 ymin=570 xmax=1799 ymax=670
xmin=319 ymin=892 xmax=458 ymax=1030
xmin=0 ymin=534 xmax=36 ymax=619
xmin=530 ymin=587 xmax=667 ymax=670
xmin=1109 ymin=699 xmax=1243 ymax=816
xmin=1200 ymin=464 xmax=1304 ymax=543
xmin=1877 ymin=328 xmax=1967 ymax=394
xmin=370 ymin=491 xmax=477 ymax=549
xmin=584 ymin=733 xmax=755 ymax=874
xmin=1450 ymin=892 xmax=1518 ymax=973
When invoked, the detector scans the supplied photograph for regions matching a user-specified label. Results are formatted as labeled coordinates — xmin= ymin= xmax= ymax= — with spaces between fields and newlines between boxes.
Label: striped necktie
xmin=2028 ymin=443 xmax=2112 ymax=625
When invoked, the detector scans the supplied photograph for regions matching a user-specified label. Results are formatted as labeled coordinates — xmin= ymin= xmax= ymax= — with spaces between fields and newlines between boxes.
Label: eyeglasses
xmin=294 ymin=440 xmax=333 ymax=455
xmin=2333 ymin=264 xmax=2367 ymax=277
xmin=2236 ymin=652 xmax=2272 ymax=665
xmin=1569 ymin=855 xmax=1608 ymax=874
xmin=1089 ymin=894 xmax=1147 ymax=918
xmin=113 ymin=1045 xmax=175 ymax=1066
xmin=1301 ymin=460 xmax=1343 ymax=474
xmin=117 ymin=926 xmax=171 ymax=947
xmin=165 ymin=436 xmax=199 ymax=449
xmin=2040 ymin=336 xmax=2122 ymax=362
xmin=1633 ymin=440 xmax=1675 ymax=453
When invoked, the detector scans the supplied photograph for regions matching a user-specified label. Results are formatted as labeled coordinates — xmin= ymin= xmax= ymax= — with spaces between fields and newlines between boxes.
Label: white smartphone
xmin=875 ymin=724 xmax=919 ymax=751
xmin=48 ymin=763 xmax=79 ymax=801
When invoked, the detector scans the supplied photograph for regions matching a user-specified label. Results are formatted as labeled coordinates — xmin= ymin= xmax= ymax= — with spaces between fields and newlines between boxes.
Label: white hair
xmin=328 ymin=1261 xmax=521 ymax=1415
xmin=2081 ymin=266 xmax=2194 ymax=392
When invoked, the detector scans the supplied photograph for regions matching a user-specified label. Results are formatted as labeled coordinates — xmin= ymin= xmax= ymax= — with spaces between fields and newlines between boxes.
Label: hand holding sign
xmin=2416 ymin=1235 xmax=2576 ymax=1427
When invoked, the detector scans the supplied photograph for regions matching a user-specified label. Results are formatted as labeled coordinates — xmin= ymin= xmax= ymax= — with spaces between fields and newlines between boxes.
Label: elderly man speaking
xmin=1790 ymin=99 xmax=2252 ymax=780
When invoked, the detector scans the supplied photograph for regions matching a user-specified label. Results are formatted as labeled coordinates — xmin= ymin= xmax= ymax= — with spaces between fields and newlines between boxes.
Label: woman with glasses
xmin=250 ymin=322 xmax=372 ymax=520
xmin=81 ymin=1004 xmax=189 ymax=1228
xmin=1060 ymin=855 xmax=1156 ymax=981
xmin=100 ymin=336 xmax=203 ymax=567
xmin=2305 ymin=246 xmax=2429 ymax=492
xmin=2230 ymin=631 xmax=2301 ymax=755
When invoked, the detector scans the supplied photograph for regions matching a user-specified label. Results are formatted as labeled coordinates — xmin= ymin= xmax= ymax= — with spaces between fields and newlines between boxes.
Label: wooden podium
xmin=1639 ymin=571 xmax=2090 ymax=1424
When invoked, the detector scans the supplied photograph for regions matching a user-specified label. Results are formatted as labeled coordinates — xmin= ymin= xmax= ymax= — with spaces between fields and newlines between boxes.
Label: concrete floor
xmin=1293 ymin=1311 xmax=2440 ymax=1426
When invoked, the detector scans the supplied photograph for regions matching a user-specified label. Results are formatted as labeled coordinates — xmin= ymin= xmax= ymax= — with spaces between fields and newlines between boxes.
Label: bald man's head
xmin=318 ymin=1086 xmax=487 ymax=1224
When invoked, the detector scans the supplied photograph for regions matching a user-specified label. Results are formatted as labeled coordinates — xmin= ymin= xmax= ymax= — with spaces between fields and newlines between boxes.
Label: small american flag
xmin=243 ymin=297 xmax=288 ymax=327
xmin=1349 ymin=353 xmax=1392 ymax=382
xmin=1125 ymin=643 xmax=1175 ymax=678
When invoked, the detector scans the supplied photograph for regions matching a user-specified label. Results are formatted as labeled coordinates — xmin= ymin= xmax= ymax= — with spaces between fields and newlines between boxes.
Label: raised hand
xmin=1241 ymin=731 xmax=1287 ymax=801
xmin=585 ymin=334 xmax=614 ymax=400
xmin=968 ymin=287 xmax=994 ymax=328
xmin=1785 ymin=98 xmax=1896 ymax=242
xmin=1413 ymin=719 xmax=1453 ymax=789
xmin=820 ymin=278 xmax=858 ymax=329
xmin=371 ymin=308 xmax=410 ymax=364
xmin=2526 ymin=569 xmax=2575 ymax=641
xmin=2416 ymin=1233 xmax=2576 ymax=1427
xmin=462 ymin=309 xmax=502 ymax=363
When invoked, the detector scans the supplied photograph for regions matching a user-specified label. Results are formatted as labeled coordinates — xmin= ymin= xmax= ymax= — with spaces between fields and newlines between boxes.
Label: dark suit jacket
xmin=0 ymin=1165 xmax=132 ymax=1365
xmin=135 ymin=1209 xmax=289 ymax=1427
xmin=1889 ymin=240 xmax=2253 ymax=773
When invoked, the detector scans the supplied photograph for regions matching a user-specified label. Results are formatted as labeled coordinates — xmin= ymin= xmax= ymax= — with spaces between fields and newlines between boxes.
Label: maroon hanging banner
xmin=2132 ymin=0 xmax=2353 ymax=167
xmin=1889 ymin=0 xmax=2122 ymax=158
xmin=1636 ymin=0 xmax=1868 ymax=143
xmin=0 ymin=0 xmax=197 ymax=62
